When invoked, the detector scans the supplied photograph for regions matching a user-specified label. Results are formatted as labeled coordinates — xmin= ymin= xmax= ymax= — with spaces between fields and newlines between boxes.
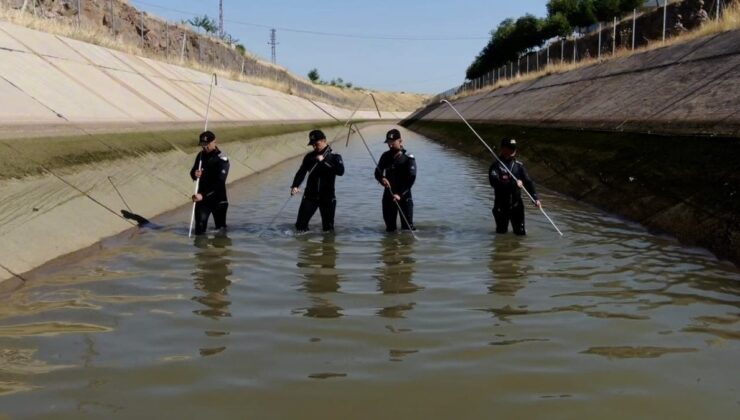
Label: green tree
xmin=619 ymin=0 xmax=643 ymax=13
xmin=594 ymin=0 xmax=621 ymax=21
xmin=572 ymin=0 xmax=598 ymax=30
xmin=547 ymin=0 xmax=579 ymax=19
xmin=543 ymin=12 xmax=573 ymax=39
xmin=307 ymin=68 xmax=320 ymax=83
xmin=187 ymin=14 xmax=218 ymax=34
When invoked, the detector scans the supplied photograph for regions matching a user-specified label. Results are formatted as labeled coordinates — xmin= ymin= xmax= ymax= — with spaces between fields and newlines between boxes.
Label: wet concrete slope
xmin=402 ymin=31 xmax=740 ymax=264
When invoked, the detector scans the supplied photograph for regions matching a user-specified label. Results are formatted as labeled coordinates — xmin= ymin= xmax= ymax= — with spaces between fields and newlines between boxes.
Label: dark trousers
xmin=493 ymin=199 xmax=525 ymax=235
xmin=296 ymin=196 xmax=336 ymax=232
xmin=195 ymin=201 xmax=228 ymax=235
xmin=382 ymin=191 xmax=414 ymax=232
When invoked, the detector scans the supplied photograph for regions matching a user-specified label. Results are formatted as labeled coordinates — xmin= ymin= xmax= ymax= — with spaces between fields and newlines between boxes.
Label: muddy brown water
xmin=0 ymin=125 xmax=738 ymax=418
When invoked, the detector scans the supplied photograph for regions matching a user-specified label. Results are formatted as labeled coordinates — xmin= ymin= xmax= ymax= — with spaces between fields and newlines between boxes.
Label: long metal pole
xmin=632 ymin=9 xmax=636 ymax=50
xmin=77 ymin=0 xmax=81 ymax=28
xmin=440 ymin=100 xmax=563 ymax=236
xmin=189 ymin=74 xmax=218 ymax=237
xmin=180 ymin=33 xmax=187 ymax=63
xmin=598 ymin=23 xmax=602 ymax=59
xmin=663 ymin=0 xmax=668 ymax=43
xmin=613 ymin=16 xmax=617 ymax=55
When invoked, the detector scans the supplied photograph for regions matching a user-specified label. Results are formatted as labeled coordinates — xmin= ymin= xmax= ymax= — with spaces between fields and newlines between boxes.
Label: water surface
xmin=1 ymin=125 xmax=738 ymax=418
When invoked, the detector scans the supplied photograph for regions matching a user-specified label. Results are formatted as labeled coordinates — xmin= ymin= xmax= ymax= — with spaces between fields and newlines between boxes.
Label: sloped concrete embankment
xmin=0 ymin=20 xmax=411 ymax=288
xmin=0 ymin=20 xmax=408 ymax=129
xmin=0 ymin=125 xmax=352 ymax=290
xmin=402 ymin=31 xmax=740 ymax=264
xmin=412 ymin=30 xmax=740 ymax=136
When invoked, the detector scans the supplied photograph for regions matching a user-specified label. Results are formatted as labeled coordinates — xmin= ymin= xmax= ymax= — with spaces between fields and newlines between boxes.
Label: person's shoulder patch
xmin=408 ymin=154 xmax=415 ymax=159
xmin=220 ymin=154 xmax=229 ymax=161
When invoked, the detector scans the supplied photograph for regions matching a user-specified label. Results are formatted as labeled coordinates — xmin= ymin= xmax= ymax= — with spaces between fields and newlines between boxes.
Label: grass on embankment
xmin=0 ymin=121 xmax=342 ymax=181
xmin=454 ymin=3 xmax=740 ymax=100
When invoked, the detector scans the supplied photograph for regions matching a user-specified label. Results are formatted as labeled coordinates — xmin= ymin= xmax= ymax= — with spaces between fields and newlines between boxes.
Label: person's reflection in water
xmin=297 ymin=235 xmax=343 ymax=318
xmin=488 ymin=236 xmax=530 ymax=297
xmin=376 ymin=234 xmax=421 ymax=319
xmin=192 ymin=234 xmax=233 ymax=320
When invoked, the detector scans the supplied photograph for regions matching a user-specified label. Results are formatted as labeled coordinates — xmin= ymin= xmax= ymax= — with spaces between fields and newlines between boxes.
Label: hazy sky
xmin=130 ymin=0 xmax=548 ymax=94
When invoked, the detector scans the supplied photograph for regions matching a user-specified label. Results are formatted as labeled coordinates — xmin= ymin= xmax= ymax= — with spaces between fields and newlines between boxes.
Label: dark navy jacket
xmin=190 ymin=148 xmax=230 ymax=205
xmin=374 ymin=149 xmax=416 ymax=198
xmin=291 ymin=146 xmax=345 ymax=199
xmin=488 ymin=157 xmax=537 ymax=207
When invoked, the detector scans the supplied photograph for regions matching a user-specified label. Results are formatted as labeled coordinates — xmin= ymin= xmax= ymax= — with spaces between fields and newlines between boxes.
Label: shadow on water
xmin=296 ymin=234 xmax=343 ymax=319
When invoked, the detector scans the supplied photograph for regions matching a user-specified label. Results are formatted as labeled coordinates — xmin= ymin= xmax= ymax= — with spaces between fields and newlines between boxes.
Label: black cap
xmin=385 ymin=129 xmax=401 ymax=143
xmin=308 ymin=129 xmax=326 ymax=145
xmin=500 ymin=137 xmax=517 ymax=149
xmin=199 ymin=130 xmax=216 ymax=145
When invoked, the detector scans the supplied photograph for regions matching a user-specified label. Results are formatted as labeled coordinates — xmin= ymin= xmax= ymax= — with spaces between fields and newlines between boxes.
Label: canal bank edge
xmin=412 ymin=29 xmax=740 ymax=137
xmin=401 ymin=121 xmax=739 ymax=265
xmin=0 ymin=124 xmax=354 ymax=290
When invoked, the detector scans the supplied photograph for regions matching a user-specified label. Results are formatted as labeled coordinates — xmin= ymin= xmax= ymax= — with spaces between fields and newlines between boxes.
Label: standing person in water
xmin=190 ymin=130 xmax=230 ymax=235
xmin=488 ymin=137 xmax=541 ymax=235
xmin=290 ymin=129 xmax=345 ymax=233
xmin=374 ymin=128 xmax=417 ymax=232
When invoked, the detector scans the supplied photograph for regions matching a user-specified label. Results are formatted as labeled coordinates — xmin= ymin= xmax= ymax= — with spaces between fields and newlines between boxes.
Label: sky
xmin=130 ymin=0 xmax=549 ymax=94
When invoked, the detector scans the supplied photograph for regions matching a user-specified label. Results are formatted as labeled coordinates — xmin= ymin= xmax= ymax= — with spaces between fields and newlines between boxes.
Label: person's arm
xmin=517 ymin=163 xmax=540 ymax=206
xmin=325 ymin=153 xmax=345 ymax=176
xmin=399 ymin=157 xmax=416 ymax=198
xmin=291 ymin=155 xmax=310 ymax=189
xmin=488 ymin=162 xmax=500 ymax=189
xmin=190 ymin=152 xmax=202 ymax=180
xmin=218 ymin=155 xmax=230 ymax=183
xmin=374 ymin=153 xmax=387 ymax=184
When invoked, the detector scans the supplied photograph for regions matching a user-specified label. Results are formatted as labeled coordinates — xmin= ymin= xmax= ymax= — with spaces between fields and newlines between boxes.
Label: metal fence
xmin=4 ymin=0 xmax=353 ymax=107
xmin=434 ymin=0 xmax=733 ymax=102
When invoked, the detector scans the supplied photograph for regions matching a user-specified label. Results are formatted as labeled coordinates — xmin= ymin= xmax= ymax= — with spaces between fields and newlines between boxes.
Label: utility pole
xmin=268 ymin=28 xmax=278 ymax=64
xmin=219 ymin=0 xmax=224 ymax=38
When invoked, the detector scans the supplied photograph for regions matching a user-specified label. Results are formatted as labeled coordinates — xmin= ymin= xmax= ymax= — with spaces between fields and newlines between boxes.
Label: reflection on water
xmin=192 ymin=234 xmax=233 ymax=320
xmin=376 ymin=234 xmax=420 ymax=319
xmin=297 ymin=235 xmax=343 ymax=318
xmin=488 ymin=236 xmax=531 ymax=297
xmin=0 ymin=125 xmax=738 ymax=418
xmin=192 ymin=234 xmax=233 ymax=357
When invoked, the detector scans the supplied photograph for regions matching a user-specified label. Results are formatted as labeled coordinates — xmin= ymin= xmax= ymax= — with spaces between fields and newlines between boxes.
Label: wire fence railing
xmin=433 ymin=0 xmax=733 ymax=103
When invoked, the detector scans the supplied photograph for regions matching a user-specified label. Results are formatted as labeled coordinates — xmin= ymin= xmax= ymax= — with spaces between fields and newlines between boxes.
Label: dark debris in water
xmin=199 ymin=347 xmax=227 ymax=357
xmin=581 ymin=346 xmax=697 ymax=359
xmin=489 ymin=338 xmax=550 ymax=346
xmin=308 ymin=372 xmax=347 ymax=379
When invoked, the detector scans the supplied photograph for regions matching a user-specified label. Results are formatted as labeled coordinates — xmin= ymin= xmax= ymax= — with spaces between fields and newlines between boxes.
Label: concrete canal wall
xmin=402 ymin=30 xmax=740 ymax=265
xmin=0 ymin=21 xmax=414 ymax=289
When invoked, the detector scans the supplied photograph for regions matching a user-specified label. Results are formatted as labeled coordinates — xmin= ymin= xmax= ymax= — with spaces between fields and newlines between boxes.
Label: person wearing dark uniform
xmin=374 ymin=128 xmax=416 ymax=232
xmin=190 ymin=130 xmax=230 ymax=235
xmin=488 ymin=137 xmax=541 ymax=235
xmin=290 ymin=129 xmax=345 ymax=232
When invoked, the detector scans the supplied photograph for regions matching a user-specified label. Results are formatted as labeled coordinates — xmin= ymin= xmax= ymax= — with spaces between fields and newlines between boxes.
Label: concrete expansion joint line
xmin=0 ymin=261 xmax=27 ymax=283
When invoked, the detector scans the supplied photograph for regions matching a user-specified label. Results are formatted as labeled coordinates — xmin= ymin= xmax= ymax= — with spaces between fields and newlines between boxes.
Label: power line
xmin=130 ymin=0 xmax=489 ymax=41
